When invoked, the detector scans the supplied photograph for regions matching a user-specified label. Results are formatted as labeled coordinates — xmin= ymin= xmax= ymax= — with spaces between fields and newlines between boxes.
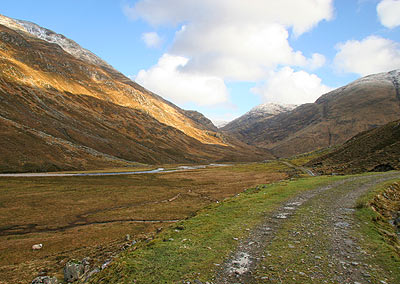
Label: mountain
xmin=306 ymin=119 xmax=400 ymax=174
xmin=213 ymin=120 xmax=230 ymax=129
xmin=0 ymin=15 xmax=272 ymax=172
xmin=221 ymin=103 xmax=297 ymax=134
xmin=223 ymin=70 xmax=400 ymax=157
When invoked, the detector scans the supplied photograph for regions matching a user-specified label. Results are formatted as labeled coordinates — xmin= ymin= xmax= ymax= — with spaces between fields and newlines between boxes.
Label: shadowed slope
xmin=307 ymin=120 xmax=400 ymax=174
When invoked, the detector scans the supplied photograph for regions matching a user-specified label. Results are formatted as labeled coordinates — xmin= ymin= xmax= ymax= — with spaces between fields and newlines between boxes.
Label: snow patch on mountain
xmin=213 ymin=120 xmax=230 ymax=128
xmin=0 ymin=14 xmax=111 ymax=69
xmin=222 ymin=103 xmax=297 ymax=131
xmin=247 ymin=103 xmax=298 ymax=118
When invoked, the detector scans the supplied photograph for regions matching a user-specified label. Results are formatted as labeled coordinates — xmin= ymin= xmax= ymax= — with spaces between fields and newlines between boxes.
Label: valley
xmin=0 ymin=162 xmax=289 ymax=283
xmin=0 ymin=10 xmax=399 ymax=284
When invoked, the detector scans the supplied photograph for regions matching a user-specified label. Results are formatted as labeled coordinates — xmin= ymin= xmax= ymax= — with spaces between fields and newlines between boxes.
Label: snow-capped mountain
xmin=213 ymin=120 xmax=230 ymax=128
xmin=0 ymin=14 xmax=112 ymax=69
xmin=222 ymin=103 xmax=297 ymax=132
xmin=223 ymin=69 xmax=400 ymax=158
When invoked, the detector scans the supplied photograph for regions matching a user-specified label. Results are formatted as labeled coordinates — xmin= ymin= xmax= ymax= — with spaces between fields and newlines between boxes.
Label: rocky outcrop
xmin=64 ymin=261 xmax=85 ymax=283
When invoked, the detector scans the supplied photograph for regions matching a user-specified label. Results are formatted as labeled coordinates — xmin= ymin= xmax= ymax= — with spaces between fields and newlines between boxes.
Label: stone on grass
xmin=64 ymin=261 xmax=84 ymax=283
xmin=31 ymin=276 xmax=58 ymax=284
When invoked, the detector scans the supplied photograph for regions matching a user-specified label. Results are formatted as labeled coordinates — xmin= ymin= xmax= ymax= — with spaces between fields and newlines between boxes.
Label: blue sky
xmin=1 ymin=0 xmax=399 ymax=122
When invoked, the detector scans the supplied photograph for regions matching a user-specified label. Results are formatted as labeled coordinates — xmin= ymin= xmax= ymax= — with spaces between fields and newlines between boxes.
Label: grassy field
xmin=0 ymin=162 xmax=288 ymax=283
xmin=87 ymin=173 xmax=400 ymax=284
xmin=354 ymin=179 xmax=400 ymax=282
xmin=88 ymin=175 xmax=343 ymax=283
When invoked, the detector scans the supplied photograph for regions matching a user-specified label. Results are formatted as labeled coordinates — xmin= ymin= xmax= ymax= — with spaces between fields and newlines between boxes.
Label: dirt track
xmin=216 ymin=172 xmax=400 ymax=284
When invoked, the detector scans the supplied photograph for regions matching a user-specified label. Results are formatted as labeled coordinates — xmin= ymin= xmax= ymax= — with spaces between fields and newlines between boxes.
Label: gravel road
xmin=215 ymin=172 xmax=400 ymax=284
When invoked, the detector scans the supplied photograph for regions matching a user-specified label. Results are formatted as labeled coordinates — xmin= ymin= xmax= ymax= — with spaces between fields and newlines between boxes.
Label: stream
xmin=0 ymin=164 xmax=229 ymax=177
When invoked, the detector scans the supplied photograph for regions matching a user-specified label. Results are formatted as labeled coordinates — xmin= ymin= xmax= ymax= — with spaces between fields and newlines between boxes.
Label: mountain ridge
xmin=0 ymin=15 xmax=272 ymax=172
xmin=223 ymin=70 xmax=400 ymax=157
xmin=221 ymin=102 xmax=297 ymax=134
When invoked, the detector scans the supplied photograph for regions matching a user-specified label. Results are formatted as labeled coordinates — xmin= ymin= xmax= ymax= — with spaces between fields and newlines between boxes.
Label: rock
xmin=64 ymin=261 xmax=84 ymax=283
xmin=31 ymin=276 xmax=58 ymax=284
xmin=101 ymin=259 xmax=112 ymax=270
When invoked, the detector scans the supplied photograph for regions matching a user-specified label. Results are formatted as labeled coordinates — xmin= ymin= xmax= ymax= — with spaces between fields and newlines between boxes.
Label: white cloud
xmin=172 ymin=23 xmax=323 ymax=81
xmin=334 ymin=35 xmax=400 ymax=76
xmin=135 ymin=54 xmax=229 ymax=106
xmin=141 ymin=32 xmax=163 ymax=48
xmin=127 ymin=0 xmax=333 ymax=36
xmin=307 ymin=53 xmax=326 ymax=70
xmin=377 ymin=0 xmax=400 ymax=28
xmin=126 ymin=0 xmax=332 ymax=82
xmin=251 ymin=67 xmax=333 ymax=105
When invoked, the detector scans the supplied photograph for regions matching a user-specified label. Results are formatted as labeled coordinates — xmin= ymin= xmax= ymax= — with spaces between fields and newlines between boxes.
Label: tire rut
xmin=215 ymin=172 xmax=400 ymax=283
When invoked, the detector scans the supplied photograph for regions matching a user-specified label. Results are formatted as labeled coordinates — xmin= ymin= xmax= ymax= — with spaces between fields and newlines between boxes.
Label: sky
xmin=0 ymin=0 xmax=399 ymax=123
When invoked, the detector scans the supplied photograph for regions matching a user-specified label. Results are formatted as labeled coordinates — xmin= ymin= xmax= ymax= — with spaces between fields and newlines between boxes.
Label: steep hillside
xmin=0 ymin=15 xmax=272 ymax=172
xmin=306 ymin=120 xmax=400 ymax=174
xmin=224 ymin=70 xmax=400 ymax=157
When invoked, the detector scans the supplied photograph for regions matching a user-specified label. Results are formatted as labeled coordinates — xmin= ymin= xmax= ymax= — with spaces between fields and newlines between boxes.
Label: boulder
xmin=64 ymin=261 xmax=84 ymax=283
xmin=31 ymin=276 xmax=58 ymax=284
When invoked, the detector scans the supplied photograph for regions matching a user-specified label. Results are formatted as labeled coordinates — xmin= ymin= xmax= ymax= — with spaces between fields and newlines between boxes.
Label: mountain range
xmin=222 ymin=70 xmax=400 ymax=157
xmin=0 ymin=15 xmax=271 ymax=173
xmin=0 ymin=14 xmax=399 ymax=173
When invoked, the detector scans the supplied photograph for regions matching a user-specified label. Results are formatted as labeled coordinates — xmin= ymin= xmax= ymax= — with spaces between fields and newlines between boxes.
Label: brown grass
xmin=0 ymin=163 xmax=287 ymax=283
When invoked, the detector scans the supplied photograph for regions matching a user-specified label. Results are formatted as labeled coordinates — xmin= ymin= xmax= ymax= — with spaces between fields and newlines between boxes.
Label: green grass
xmin=90 ymin=176 xmax=343 ymax=284
xmin=354 ymin=179 xmax=400 ymax=283
xmin=287 ymin=147 xmax=333 ymax=166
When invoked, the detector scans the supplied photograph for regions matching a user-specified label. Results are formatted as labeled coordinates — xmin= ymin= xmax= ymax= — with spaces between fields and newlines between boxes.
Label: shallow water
xmin=0 ymin=164 xmax=229 ymax=177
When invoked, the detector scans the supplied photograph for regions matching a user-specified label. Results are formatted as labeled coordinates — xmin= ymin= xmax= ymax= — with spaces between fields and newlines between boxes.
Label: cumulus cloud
xmin=126 ymin=0 xmax=332 ymax=82
xmin=172 ymin=23 xmax=326 ymax=81
xmin=334 ymin=35 xmax=400 ymax=76
xmin=126 ymin=0 xmax=333 ymax=36
xmin=251 ymin=67 xmax=333 ymax=105
xmin=142 ymin=32 xmax=163 ymax=48
xmin=135 ymin=54 xmax=229 ymax=106
xmin=377 ymin=0 xmax=400 ymax=28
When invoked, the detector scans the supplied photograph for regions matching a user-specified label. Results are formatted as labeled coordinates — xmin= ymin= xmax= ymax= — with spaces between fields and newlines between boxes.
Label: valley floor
xmin=1 ymin=162 xmax=399 ymax=284
xmin=90 ymin=172 xmax=400 ymax=284
xmin=0 ymin=162 xmax=288 ymax=284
